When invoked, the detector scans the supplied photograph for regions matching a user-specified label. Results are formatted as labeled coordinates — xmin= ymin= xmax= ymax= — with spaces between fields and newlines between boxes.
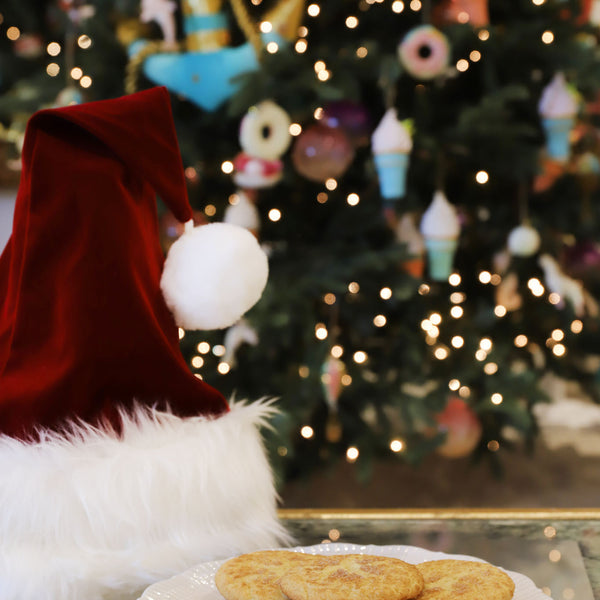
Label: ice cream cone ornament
xmin=538 ymin=72 xmax=579 ymax=163
xmin=420 ymin=189 xmax=461 ymax=281
xmin=371 ymin=108 xmax=413 ymax=205
xmin=0 ymin=87 xmax=289 ymax=600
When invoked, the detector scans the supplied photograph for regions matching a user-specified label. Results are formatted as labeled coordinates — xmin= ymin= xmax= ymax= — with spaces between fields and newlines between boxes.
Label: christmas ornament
xmin=562 ymin=239 xmax=600 ymax=283
xmin=539 ymin=253 xmax=599 ymax=317
xmin=396 ymin=213 xmax=425 ymax=278
xmin=538 ymin=73 xmax=579 ymax=163
xmin=13 ymin=33 xmax=44 ymax=58
xmin=321 ymin=356 xmax=346 ymax=443
xmin=239 ymin=100 xmax=292 ymax=160
xmin=233 ymin=152 xmax=284 ymax=188
xmin=432 ymin=0 xmax=489 ymax=27
xmin=532 ymin=157 xmax=566 ymax=193
xmin=435 ymin=397 xmax=482 ymax=458
xmin=507 ymin=223 xmax=541 ymax=257
xmin=420 ymin=190 xmax=461 ymax=281
xmin=292 ymin=123 xmax=354 ymax=182
xmin=128 ymin=0 xmax=304 ymax=111
xmin=323 ymin=100 xmax=372 ymax=148
xmin=398 ymin=25 xmax=451 ymax=80
xmin=140 ymin=0 xmax=177 ymax=46
xmin=161 ymin=222 xmax=269 ymax=330
xmin=495 ymin=271 xmax=523 ymax=312
xmin=223 ymin=318 xmax=259 ymax=367
xmin=371 ymin=108 xmax=413 ymax=203
xmin=224 ymin=190 xmax=261 ymax=235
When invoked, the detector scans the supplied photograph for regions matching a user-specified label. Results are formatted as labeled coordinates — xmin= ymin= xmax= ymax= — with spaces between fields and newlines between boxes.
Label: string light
xmin=325 ymin=177 xmax=337 ymax=189
xmin=315 ymin=324 xmax=328 ymax=340
xmin=80 ymin=76 xmax=92 ymax=88
xmin=347 ymin=193 xmax=360 ymax=206
xmin=213 ymin=345 xmax=226 ymax=357
xmin=480 ymin=338 xmax=492 ymax=351
xmin=450 ymin=292 xmax=466 ymax=304
xmin=346 ymin=446 xmax=359 ymax=462
xmin=430 ymin=312 xmax=442 ymax=325
xmin=266 ymin=41 xmax=279 ymax=53
xmin=353 ymin=351 xmax=367 ymax=363
xmin=373 ymin=314 xmax=387 ymax=327
xmin=221 ymin=160 xmax=234 ymax=174
xmin=268 ymin=208 xmax=282 ymax=221
xmin=191 ymin=356 xmax=204 ymax=368
xmin=204 ymin=204 xmax=216 ymax=216
xmin=295 ymin=39 xmax=308 ymax=53
xmin=428 ymin=325 xmax=440 ymax=338
xmin=317 ymin=192 xmax=328 ymax=204
xmin=46 ymin=63 xmax=60 ymax=76
xmin=478 ymin=29 xmax=490 ymax=41
xmin=345 ymin=16 xmax=359 ymax=28
xmin=307 ymin=3 xmax=320 ymax=17
xmin=434 ymin=346 xmax=449 ymax=360
xmin=571 ymin=320 xmax=583 ymax=334
xmin=475 ymin=349 xmax=487 ymax=361
xmin=77 ymin=34 xmax=92 ymax=49
xmin=548 ymin=292 xmax=561 ymax=305
xmin=341 ymin=374 xmax=352 ymax=385
xmin=70 ymin=67 xmax=83 ymax=80
xmin=348 ymin=281 xmax=360 ymax=293
xmin=451 ymin=336 xmax=464 ymax=348
xmin=553 ymin=344 xmax=566 ymax=357
xmin=260 ymin=21 xmax=273 ymax=33
xmin=456 ymin=59 xmax=469 ymax=72
xmin=390 ymin=439 xmax=405 ymax=452
xmin=314 ymin=60 xmax=326 ymax=73
xmin=551 ymin=329 xmax=564 ymax=341
xmin=301 ymin=425 xmax=314 ymax=438
xmin=418 ymin=284 xmax=430 ymax=295
xmin=47 ymin=42 xmax=61 ymax=56
xmin=299 ymin=365 xmax=310 ymax=377
xmin=314 ymin=107 xmax=324 ymax=120
xmin=450 ymin=306 xmax=464 ymax=318
xmin=331 ymin=345 xmax=344 ymax=358
xmin=484 ymin=362 xmax=498 ymax=374
xmin=449 ymin=273 xmax=461 ymax=286
xmin=380 ymin=287 xmax=392 ymax=300
xmin=479 ymin=271 xmax=492 ymax=284
xmin=490 ymin=273 xmax=501 ymax=285
xmin=324 ymin=293 xmax=336 ymax=305
xmin=178 ymin=328 xmax=185 ymax=340
xmin=459 ymin=385 xmax=471 ymax=398
xmin=491 ymin=393 xmax=503 ymax=405
xmin=298 ymin=26 xmax=308 ymax=36
xmin=391 ymin=1 xmax=405 ymax=12
xmin=449 ymin=379 xmax=460 ymax=391
xmin=197 ymin=342 xmax=210 ymax=354
xmin=514 ymin=335 xmax=528 ymax=347
xmin=217 ymin=362 xmax=230 ymax=374
xmin=457 ymin=11 xmax=470 ymax=23
xmin=542 ymin=30 xmax=554 ymax=44
xmin=6 ymin=26 xmax=20 ymax=41
xmin=470 ymin=50 xmax=482 ymax=62
xmin=356 ymin=46 xmax=368 ymax=58
xmin=494 ymin=305 xmax=507 ymax=317
xmin=409 ymin=0 xmax=422 ymax=10
xmin=487 ymin=440 xmax=500 ymax=452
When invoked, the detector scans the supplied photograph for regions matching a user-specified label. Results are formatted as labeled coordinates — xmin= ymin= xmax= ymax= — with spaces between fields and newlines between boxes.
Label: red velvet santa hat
xmin=0 ymin=87 xmax=290 ymax=600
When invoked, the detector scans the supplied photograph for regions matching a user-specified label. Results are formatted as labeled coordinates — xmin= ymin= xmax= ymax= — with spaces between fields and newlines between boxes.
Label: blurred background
xmin=2 ymin=0 xmax=600 ymax=508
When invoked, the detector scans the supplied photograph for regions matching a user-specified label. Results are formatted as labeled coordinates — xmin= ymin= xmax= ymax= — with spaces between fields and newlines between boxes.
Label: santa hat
xmin=0 ymin=87 xmax=290 ymax=600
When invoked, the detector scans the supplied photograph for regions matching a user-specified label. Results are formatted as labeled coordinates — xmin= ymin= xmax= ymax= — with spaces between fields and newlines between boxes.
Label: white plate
xmin=138 ymin=542 xmax=552 ymax=600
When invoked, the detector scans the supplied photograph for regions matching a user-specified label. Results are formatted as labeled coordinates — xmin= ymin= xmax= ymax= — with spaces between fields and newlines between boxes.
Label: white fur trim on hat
xmin=161 ymin=222 xmax=269 ymax=330
xmin=0 ymin=400 xmax=292 ymax=600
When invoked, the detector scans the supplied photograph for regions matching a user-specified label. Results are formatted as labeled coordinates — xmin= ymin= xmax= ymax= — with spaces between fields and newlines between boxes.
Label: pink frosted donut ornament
xmin=398 ymin=25 xmax=451 ymax=80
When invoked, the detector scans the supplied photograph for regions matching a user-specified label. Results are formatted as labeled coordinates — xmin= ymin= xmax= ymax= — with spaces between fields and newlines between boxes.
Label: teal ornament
xmin=130 ymin=5 xmax=285 ymax=112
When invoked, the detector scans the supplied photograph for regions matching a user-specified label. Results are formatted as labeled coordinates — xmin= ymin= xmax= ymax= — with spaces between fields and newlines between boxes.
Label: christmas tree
xmin=1 ymin=0 xmax=600 ymax=486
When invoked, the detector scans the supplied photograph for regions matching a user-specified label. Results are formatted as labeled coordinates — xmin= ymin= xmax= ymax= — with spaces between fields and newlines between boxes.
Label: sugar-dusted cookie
xmin=279 ymin=553 xmax=424 ymax=600
xmin=416 ymin=559 xmax=515 ymax=600
xmin=215 ymin=550 xmax=312 ymax=600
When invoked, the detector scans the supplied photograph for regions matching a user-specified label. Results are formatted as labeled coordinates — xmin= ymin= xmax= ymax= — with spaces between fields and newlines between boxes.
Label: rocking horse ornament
xmin=128 ymin=0 xmax=306 ymax=111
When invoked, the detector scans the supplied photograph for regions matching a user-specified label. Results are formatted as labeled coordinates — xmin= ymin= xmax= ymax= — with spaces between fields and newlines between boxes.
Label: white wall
xmin=0 ymin=189 xmax=16 ymax=253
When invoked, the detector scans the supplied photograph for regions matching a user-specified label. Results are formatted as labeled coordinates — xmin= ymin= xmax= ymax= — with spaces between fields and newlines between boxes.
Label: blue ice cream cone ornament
xmin=129 ymin=0 xmax=305 ymax=111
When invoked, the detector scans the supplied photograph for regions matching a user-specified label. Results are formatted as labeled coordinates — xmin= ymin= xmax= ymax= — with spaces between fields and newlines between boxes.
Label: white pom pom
xmin=161 ymin=222 xmax=268 ymax=330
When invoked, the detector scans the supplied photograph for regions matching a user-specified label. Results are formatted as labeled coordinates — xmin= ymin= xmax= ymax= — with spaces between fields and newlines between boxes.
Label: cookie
xmin=215 ymin=550 xmax=312 ymax=600
xmin=416 ymin=559 xmax=515 ymax=600
xmin=278 ymin=553 xmax=424 ymax=600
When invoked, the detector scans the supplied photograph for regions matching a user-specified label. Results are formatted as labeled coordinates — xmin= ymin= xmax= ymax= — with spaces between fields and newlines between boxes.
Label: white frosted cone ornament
xmin=161 ymin=221 xmax=269 ymax=330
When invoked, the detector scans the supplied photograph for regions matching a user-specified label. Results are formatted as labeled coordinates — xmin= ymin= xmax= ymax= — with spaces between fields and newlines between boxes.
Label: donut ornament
xmin=398 ymin=25 xmax=451 ymax=80
xmin=239 ymin=100 xmax=292 ymax=161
